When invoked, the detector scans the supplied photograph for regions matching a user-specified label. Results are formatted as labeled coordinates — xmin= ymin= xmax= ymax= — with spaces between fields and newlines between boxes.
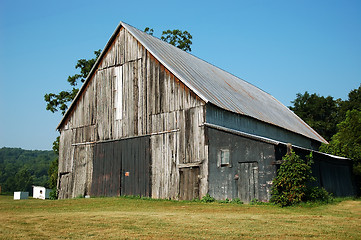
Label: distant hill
xmin=0 ymin=147 xmax=57 ymax=194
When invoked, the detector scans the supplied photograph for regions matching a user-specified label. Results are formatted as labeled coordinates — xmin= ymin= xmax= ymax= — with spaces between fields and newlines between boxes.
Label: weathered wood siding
xmin=58 ymin=27 xmax=207 ymax=199
xmin=151 ymin=105 xmax=207 ymax=199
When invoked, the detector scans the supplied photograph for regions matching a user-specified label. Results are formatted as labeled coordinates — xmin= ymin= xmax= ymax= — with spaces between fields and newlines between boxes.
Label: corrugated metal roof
xmin=57 ymin=21 xmax=327 ymax=144
xmin=121 ymin=22 xmax=327 ymax=144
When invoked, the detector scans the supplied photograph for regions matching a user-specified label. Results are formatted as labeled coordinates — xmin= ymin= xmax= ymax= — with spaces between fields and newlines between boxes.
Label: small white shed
xmin=32 ymin=186 xmax=51 ymax=199
xmin=14 ymin=191 xmax=29 ymax=200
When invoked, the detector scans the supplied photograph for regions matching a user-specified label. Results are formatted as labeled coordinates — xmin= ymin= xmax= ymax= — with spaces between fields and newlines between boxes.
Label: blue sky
xmin=0 ymin=0 xmax=360 ymax=150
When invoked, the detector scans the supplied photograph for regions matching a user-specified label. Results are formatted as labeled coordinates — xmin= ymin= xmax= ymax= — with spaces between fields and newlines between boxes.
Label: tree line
xmin=0 ymin=147 xmax=57 ymax=194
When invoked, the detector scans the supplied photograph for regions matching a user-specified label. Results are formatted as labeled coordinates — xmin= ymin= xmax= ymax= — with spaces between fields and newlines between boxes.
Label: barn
xmin=56 ymin=21 xmax=356 ymax=202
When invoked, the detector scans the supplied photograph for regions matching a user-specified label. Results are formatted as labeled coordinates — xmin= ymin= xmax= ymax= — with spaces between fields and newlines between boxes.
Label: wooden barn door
xmin=237 ymin=162 xmax=259 ymax=203
xmin=91 ymin=137 xmax=151 ymax=197
xmin=179 ymin=167 xmax=200 ymax=200
xmin=92 ymin=141 xmax=120 ymax=197
xmin=120 ymin=137 xmax=151 ymax=197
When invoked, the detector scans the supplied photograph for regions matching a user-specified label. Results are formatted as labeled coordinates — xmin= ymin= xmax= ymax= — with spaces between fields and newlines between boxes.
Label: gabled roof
xmin=57 ymin=21 xmax=327 ymax=144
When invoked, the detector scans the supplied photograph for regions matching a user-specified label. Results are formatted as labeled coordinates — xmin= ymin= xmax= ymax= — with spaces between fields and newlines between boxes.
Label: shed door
xmin=237 ymin=162 xmax=259 ymax=203
xmin=179 ymin=167 xmax=200 ymax=200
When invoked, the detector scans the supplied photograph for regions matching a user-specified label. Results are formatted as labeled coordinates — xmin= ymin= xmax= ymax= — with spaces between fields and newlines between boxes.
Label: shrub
xmin=270 ymin=150 xmax=315 ymax=207
xmin=49 ymin=189 xmax=58 ymax=200
xmin=231 ymin=198 xmax=243 ymax=204
xmin=201 ymin=194 xmax=215 ymax=203
xmin=250 ymin=199 xmax=261 ymax=205
xmin=218 ymin=198 xmax=230 ymax=204
xmin=305 ymin=187 xmax=334 ymax=203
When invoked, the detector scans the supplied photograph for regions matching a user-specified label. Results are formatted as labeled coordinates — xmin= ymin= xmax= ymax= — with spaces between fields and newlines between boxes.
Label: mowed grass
xmin=0 ymin=195 xmax=360 ymax=239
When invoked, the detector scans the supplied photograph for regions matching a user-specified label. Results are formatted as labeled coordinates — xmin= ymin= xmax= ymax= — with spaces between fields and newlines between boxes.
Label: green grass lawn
xmin=0 ymin=195 xmax=360 ymax=239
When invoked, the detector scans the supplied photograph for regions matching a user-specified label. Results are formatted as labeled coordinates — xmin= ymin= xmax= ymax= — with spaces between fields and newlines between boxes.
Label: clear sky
xmin=0 ymin=0 xmax=360 ymax=150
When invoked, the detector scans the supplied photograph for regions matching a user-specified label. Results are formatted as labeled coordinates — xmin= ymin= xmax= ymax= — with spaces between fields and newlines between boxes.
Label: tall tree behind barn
xmin=56 ymin=21 xmax=356 ymax=201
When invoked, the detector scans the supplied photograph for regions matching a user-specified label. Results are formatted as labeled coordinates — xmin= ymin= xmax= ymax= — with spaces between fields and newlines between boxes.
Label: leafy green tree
xmin=145 ymin=27 xmax=193 ymax=52
xmin=290 ymin=92 xmax=340 ymax=141
xmin=15 ymin=167 xmax=33 ymax=192
xmin=44 ymin=50 xmax=102 ymax=115
xmin=320 ymin=110 xmax=361 ymax=192
xmin=48 ymin=137 xmax=59 ymax=191
xmin=0 ymin=148 xmax=56 ymax=193
xmin=48 ymin=158 xmax=58 ymax=190
xmin=339 ymin=84 xmax=361 ymax=118
xmin=290 ymin=85 xmax=361 ymax=142
xmin=160 ymin=29 xmax=193 ymax=52
xmin=144 ymin=27 xmax=154 ymax=36
xmin=52 ymin=136 xmax=60 ymax=155
xmin=4 ymin=176 xmax=16 ymax=193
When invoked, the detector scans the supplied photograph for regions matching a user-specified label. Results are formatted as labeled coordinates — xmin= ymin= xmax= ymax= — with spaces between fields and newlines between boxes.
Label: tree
xmin=48 ymin=137 xmax=59 ymax=190
xmin=48 ymin=158 xmax=58 ymax=189
xmin=15 ymin=167 xmax=33 ymax=192
xmin=144 ymin=27 xmax=154 ymax=36
xmin=44 ymin=50 xmax=102 ymax=115
xmin=339 ymin=84 xmax=361 ymax=118
xmin=145 ymin=27 xmax=193 ymax=52
xmin=290 ymin=85 xmax=361 ymax=142
xmin=290 ymin=92 xmax=341 ymax=141
xmin=0 ymin=148 xmax=56 ymax=193
xmin=160 ymin=29 xmax=192 ymax=52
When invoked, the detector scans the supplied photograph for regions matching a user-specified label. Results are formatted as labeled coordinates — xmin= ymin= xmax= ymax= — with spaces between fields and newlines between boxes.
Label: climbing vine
xmin=270 ymin=150 xmax=315 ymax=207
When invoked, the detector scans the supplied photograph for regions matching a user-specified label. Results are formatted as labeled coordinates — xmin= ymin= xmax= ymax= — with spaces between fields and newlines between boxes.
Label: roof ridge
xmin=57 ymin=21 xmax=328 ymax=144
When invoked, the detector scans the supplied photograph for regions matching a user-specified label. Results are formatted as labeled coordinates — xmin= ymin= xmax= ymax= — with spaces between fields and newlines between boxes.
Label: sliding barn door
xmin=91 ymin=137 xmax=151 ymax=197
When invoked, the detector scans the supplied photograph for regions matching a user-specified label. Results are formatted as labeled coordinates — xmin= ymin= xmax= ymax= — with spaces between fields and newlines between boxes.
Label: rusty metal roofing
xmin=121 ymin=22 xmax=327 ymax=144
xmin=58 ymin=21 xmax=327 ymax=144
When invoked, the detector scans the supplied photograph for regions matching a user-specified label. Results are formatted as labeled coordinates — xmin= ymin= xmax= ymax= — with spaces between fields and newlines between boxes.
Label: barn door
xmin=91 ymin=136 xmax=151 ymax=197
xmin=120 ymin=137 xmax=151 ymax=197
xmin=179 ymin=167 xmax=200 ymax=200
xmin=237 ymin=162 xmax=259 ymax=203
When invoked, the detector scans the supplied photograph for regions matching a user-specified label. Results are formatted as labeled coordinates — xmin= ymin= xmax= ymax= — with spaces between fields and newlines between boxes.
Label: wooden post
xmin=287 ymin=143 xmax=292 ymax=155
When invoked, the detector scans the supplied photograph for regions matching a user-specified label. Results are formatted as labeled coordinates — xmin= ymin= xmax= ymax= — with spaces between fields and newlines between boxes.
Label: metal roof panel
xmin=122 ymin=22 xmax=327 ymax=144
